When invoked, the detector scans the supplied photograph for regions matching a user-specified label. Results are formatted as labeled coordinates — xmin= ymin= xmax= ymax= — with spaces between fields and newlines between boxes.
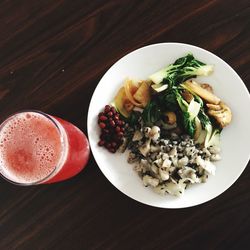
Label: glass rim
xmin=0 ymin=110 xmax=67 ymax=186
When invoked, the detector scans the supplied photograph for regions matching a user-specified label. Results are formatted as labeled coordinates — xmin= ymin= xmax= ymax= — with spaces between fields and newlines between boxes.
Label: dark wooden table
xmin=0 ymin=0 xmax=249 ymax=249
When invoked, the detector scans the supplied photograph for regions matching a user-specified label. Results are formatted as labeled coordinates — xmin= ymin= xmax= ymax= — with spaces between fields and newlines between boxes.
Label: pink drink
xmin=0 ymin=111 xmax=89 ymax=185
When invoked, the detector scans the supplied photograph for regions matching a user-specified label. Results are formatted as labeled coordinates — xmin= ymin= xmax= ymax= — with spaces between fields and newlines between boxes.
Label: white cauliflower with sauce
xmin=126 ymin=126 xmax=221 ymax=197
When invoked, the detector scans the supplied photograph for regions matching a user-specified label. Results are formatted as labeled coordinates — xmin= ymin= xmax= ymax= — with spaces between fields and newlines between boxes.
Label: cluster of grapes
xmin=97 ymin=105 xmax=125 ymax=153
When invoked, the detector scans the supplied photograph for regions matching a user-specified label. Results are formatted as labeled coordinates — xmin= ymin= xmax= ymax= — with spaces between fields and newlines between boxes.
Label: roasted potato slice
xmin=114 ymin=87 xmax=134 ymax=118
xmin=133 ymin=81 xmax=151 ymax=107
xmin=124 ymin=79 xmax=143 ymax=107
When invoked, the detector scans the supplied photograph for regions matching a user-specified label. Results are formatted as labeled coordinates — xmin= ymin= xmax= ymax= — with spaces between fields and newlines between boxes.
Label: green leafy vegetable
xmin=126 ymin=111 xmax=141 ymax=127
xmin=142 ymin=102 xmax=161 ymax=126
xmin=198 ymin=109 xmax=221 ymax=147
xmin=183 ymin=111 xmax=196 ymax=137
xmin=157 ymin=88 xmax=179 ymax=111
xmin=175 ymin=91 xmax=201 ymax=137
xmin=141 ymin=88 xmax=179 ymax=125
xmin=150 ymin=53 xmax=213 ymax=91
xmin=206 ymin=128 xmax=221 ymax=147
xmin=135 ymin=53 xmax=220 ymax=143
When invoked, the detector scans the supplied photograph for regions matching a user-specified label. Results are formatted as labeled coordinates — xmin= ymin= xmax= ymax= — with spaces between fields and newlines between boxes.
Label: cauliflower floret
xmin=196 ymin=156 xmax=216 ymax=175
xmin=159 ymin=168 xmax=170 ymax=181
xmin=142 ymin=175 xmax=159 ymax=187
xmin=139 ymin=139 xmax=151 ymax=157
xmin=178 ymin=167 xmax=200 ymax=183
xmin=178 ymin=156 xmax=189 ymax=167
xmin=165 ymin=180 xmax=187 ymax=197
xmin=162 ymin=158 xmax=172 ymax=168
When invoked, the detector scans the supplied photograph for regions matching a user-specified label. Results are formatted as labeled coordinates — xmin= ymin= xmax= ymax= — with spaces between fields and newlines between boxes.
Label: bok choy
xmin=150 ymin=54 xmax=213 ymax=92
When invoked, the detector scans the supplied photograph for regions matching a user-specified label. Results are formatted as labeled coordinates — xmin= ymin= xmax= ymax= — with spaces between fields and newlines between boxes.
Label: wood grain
xmin=0 ymin=0 xmax=249 ymax=249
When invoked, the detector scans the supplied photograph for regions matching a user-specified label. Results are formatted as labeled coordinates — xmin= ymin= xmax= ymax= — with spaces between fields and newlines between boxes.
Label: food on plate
xmin=200 ymin=83 xmax=214 ymax=93
xmin=97 ymin=105 xmax=125 ymax=153
xmin=163 ymin=111 xmax=176 ymax=125
xmin=97 ymin=53 xmax=232 ymax=196
xmin=149 ymin=53 xmax=213 ymax=91
xmin=127 ymin=128 xmax=220 ymax=196
xmin=207 ymin=102 xmax=232 ymax=128
xmin=182 ymin=80 xmax=220 ymax=105
xmin=115 ymin=79 xmax=152 ymax=118
xmin=124 ymin=79 xmax=142 ymax=107
xmin=133 ymin=80 xmax=151 ymax=107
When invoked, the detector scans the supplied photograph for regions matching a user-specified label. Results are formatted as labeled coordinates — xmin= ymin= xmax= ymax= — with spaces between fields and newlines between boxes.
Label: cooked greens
xmin=150 ymin=53 xmax=213 ymax=92
xmin=175 ymin=91 xmax=201 ymax=137
xmin=141 ymin=53 xmax=226 ymax=146
xmin=142 ymin=102 xmax=161 ymax=126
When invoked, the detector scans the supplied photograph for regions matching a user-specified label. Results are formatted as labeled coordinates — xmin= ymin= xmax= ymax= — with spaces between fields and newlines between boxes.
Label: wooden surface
xmin=0 ymin=0 xmax=249 ymax=249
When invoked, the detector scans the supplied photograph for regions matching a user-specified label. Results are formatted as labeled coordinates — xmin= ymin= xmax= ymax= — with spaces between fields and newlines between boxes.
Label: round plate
xmin=87 ymin=43 xmax=250 ymax=208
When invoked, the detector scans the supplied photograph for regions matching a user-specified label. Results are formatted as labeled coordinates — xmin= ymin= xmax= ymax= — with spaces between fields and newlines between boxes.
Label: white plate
xmin=87 ymin=43 xmax=250 ymax=208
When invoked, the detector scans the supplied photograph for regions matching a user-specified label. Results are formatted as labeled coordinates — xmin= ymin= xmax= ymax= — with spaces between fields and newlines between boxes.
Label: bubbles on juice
xmin=35 ymin=144 xmax=56 ymax=166
xmin=0 ymin=112 xmax=63 ymax=183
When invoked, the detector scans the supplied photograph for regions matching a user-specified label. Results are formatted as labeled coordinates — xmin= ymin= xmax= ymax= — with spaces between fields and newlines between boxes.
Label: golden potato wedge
xmin=124 ymin=79 xmax=143 ymax=107
xmin=114 ymin=87 xmax=134 ymax=117
xmin=133 ymin=81 xmax=151 ymax=107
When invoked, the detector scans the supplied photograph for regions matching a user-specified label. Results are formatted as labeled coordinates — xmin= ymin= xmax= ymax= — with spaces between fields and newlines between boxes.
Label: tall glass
xmin=0 ymin=110 xmax=89 ymax=185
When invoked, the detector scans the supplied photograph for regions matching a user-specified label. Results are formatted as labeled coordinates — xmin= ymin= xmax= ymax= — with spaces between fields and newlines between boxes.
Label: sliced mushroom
xmin=181 ymin=89 xmax=193 ymax=103
xmin=200 ymin=83 xmax=213 ymax=93
xmin=183 ymin=80 xmax=220 ymax=104
xmin=207 ymin=101 xmax=232 ymax=128
xmin=149 ymin=126 xmax=160 ymax=141
xmin=163 ymin=111 xmax=177 ymax=125
xmin=132 ymin=130 xmax=143 ymax=141
xmin=139 ymin=139 xmax=151 ymax=156
xmin=143 ymin=127 xmax=151 ymax=138
xmin=206 ymin=103 xmax=221 ymax=111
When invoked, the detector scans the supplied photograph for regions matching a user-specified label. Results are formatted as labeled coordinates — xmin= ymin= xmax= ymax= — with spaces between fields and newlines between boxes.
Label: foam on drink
xmin=0 ymin=112 xmax=63 ymax=184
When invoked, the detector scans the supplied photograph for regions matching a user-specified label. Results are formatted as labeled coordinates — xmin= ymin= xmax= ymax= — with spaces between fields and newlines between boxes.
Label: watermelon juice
xmin=0 ymin=111 xmax=89 ymax=185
